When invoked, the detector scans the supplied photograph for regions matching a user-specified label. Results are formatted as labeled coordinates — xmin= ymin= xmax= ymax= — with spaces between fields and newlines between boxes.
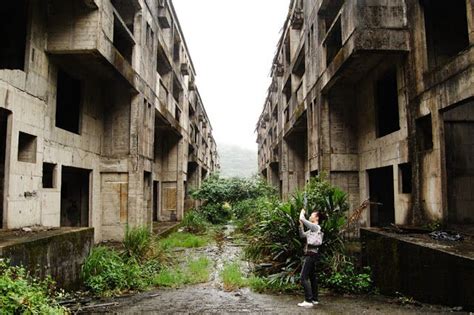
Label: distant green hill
xmin=218 ymin=143 xmax=257 ymax=178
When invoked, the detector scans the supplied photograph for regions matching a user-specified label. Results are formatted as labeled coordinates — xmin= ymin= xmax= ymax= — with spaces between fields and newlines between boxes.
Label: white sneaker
xmin=297 ymin=301 xmax=313 ymax=308
xmin=312 ymin=300 xmax=319 ymax=305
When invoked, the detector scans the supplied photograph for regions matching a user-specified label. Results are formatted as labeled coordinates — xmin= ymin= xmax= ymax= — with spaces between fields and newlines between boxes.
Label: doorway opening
xmin=153 ymin=181 xmax=159 ymax=222
xmin=144 ymin=172 xmax=152 ymax=224
xmin=444 ymin=101 xmax=474 ymax=223
xmin=368 ymin=166 xmax=395 ymax=227
xmin=61 ymin=166 xmax=90 ymax=227
xmin=0 ymin=109 xmax=10 ymax=228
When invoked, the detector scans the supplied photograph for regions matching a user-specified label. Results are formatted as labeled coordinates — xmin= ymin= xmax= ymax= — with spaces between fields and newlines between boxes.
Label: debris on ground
xmin=429 ymin=231 xmax=463 ymax=242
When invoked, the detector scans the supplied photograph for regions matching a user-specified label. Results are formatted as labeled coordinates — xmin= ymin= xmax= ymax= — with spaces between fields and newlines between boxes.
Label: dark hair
xmin=312 ymin=211 xmax=325 ymax=224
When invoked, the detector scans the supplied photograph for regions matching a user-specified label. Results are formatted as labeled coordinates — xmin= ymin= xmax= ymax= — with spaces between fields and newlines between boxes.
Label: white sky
xmin=172 ymin=0 xmax=290 ymax=150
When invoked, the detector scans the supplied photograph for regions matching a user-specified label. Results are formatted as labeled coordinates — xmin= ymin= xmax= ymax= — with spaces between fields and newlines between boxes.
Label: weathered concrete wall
xmin=361 ymin=228 xmax=474 ymax=310
xmin=257 ymin=0 xmax=473 ymax=229
xmin=0 ymin=0 xmax=219 ymax=242
xmin=0 ymin=228 xmax=94 ymax=290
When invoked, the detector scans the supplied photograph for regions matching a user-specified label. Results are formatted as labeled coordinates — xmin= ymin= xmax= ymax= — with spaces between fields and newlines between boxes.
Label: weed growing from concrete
xmin=153 ymin=256 xmax=211 ymax=288
xmin=220 ymin=263 xmax=247 ymax=291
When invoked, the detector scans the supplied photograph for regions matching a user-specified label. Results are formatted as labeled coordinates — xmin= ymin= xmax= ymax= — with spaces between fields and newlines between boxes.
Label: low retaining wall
xmin=361 ymin=228 xmax=474 ymax=310
xmin=0 ymin=227 xmax=94 ymax=290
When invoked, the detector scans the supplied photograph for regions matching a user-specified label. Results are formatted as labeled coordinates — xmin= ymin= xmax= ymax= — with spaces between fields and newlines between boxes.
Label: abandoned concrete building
xmin=257 ymin=0 xmax=474 ymax=228
xmin=0 ymin=0 xmax=219 ymax=242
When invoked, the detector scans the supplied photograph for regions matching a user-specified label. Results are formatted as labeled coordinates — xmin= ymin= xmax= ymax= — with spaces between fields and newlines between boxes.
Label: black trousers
xmin=300 ymin=254 xmax=318 ymax=302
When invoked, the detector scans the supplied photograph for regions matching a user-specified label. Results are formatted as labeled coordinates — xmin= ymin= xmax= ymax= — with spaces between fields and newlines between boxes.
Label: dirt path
xmin=83 ymin=225 xmax=459 ymax=314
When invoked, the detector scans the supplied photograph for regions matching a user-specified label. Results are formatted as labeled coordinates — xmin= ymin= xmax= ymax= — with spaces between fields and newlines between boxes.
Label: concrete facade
xmin=257 ymin=0 xmax=474 ymax=228
xmin=0 ymin=0 xmax=219 ymax=242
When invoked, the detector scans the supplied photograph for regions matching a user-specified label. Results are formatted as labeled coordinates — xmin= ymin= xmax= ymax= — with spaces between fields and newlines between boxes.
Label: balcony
xmin=46 ymin=0 xmax=138 ymax=89
xmin=320 ymin=0 xmax=409 ymax=92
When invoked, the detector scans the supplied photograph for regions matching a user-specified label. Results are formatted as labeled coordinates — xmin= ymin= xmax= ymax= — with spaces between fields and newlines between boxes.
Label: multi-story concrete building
xmin=0 ymin=0 xmax=218 ymax=241
xmin=257 ymin=0 xmax=474 ymax=228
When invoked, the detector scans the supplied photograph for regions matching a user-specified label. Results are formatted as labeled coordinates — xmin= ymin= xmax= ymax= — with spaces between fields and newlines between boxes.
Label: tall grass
xmin=123 ymin=226 xmax=153 ymax=260
xmin=181 ymin=210 xmax=209 ymax=234
xmin=220 ymin=263 xmax=247 ymax=291
xmin=158 ymin=232 xmax=208 ymax=250
xmin=153 ymin=257 xmax=211 ymax=288
xmin=81 ymin=246 xmax=149 ymax=295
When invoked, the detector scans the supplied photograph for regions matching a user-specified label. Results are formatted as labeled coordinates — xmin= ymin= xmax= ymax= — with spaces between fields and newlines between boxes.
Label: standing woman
xmin=297 ymin=208 xmax=322 ymax=308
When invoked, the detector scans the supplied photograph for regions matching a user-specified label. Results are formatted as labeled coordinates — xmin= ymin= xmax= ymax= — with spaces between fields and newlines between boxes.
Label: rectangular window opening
xmin=18 ymin=132 xmax=37 ymax=163
xmin=422 ymin=0 xmax=469 ymax=69
xmin=111 ymin=0 xmax=136 ymax=33
xmin=175 ymin=106 xmax=181 ymax=123
xmin=416 ymin=114 xmax=433 ymax=151
xmin=399 ymin=163 xmax=412 ymax=194
xmin=284 ymin=38 xmax=291 ymax=66
xmin=173 ymin=37 xmax=181 ymax=63
xmin=172 ymin=76 xmax=182 ymax=104
xmin=319 ymin=0 xmax=344 ymax=35
xmin=113 ymin=14 xmax=135 ymax=63
xmin=0 ymin=1 xmax=28 ymax=70
xmin=293 ymin=49 xmax=306 ymax=78
xmin=43 ymin=163 xmax=56 ymax=189
xmin=157 ymin=45 xmax=172 ymax=77
xmin=56 ymin=69 xmax=81 ymax=134
xmin=283 ymin=77 xmax=292 ymax=105
xmin=375 ymin=68 xmax=400 ymax=137
xmin=325 ymin=17 xmax=342 ymax=67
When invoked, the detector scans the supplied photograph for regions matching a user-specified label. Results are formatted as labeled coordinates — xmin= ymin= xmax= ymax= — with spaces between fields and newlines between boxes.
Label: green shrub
xmin=123 ymin=226 xmax=153 ymax=260
xmin=319 ymin=262 xmax=373 ymax=294
xmin=199 ymin=203 xmax=231 ymax=224
xmin=182 ymin=210 xmax=209 ymax=233
xmin=191 ymin=175 xmax=276 ymax=224
xmin=241 ymin=175 xmax=370 ymax=292
xmin=0 ymin=260 xmax=66 ymax=314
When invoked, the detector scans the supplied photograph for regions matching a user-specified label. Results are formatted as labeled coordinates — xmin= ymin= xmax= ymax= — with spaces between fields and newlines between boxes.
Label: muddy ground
xmin=81 ymin=226 xmax=462 ymax=314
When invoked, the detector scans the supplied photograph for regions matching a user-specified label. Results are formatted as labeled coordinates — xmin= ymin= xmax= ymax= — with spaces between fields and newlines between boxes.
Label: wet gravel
xmin=82 ymin=225 xmax=462 ymax=314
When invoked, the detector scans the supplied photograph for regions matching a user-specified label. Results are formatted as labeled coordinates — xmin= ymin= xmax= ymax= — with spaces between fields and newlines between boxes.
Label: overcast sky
xmin=172 ymin=0 xmax=290 ymax=150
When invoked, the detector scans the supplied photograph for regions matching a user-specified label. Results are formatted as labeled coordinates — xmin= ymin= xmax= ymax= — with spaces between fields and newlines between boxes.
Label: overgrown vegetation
xmin=153 ymin=257 xmax=211 ymax=288
xmin=81 ymin=226 xmax=211 ymax=296
xmin=192 ymin=174 xmax=373 ymax=294
xmin=181 ymin=210 xmax=209 ymax=234
xmin=0 ymin=260 xmax=66 ymax=314
xmin=158 ymin=232 xmax=209 ymax=250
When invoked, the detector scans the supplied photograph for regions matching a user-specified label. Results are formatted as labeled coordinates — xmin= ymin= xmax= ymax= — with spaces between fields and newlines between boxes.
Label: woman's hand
xmin=299 ymin=209 xmax=306 ymax=220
